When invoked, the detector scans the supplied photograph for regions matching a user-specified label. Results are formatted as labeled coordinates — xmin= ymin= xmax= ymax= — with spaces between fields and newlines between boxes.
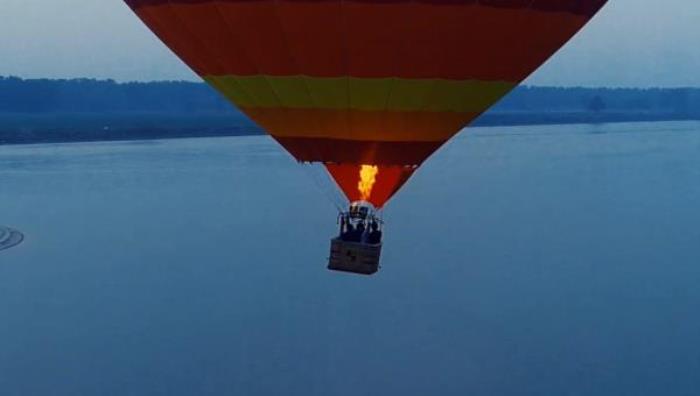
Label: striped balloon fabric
xmin=125 ymin=0 xmax=607 ymax=207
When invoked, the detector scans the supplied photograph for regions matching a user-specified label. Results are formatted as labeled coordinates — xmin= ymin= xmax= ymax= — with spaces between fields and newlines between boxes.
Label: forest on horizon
xmin=1 ymin=76 xmax=699 ymax=145
xmin=1 ymin=76 xmax=697 ymax=115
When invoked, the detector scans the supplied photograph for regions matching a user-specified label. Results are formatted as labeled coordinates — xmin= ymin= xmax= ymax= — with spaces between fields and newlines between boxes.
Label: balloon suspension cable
xmin=374 ymin=205 xmax=387 ymax=229
xmin=300 ymin=162 xmax=346 ymax=213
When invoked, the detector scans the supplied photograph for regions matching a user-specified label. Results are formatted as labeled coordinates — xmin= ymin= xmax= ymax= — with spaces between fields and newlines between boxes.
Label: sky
xmin=0 ymin=0 xmax=698 ymax=87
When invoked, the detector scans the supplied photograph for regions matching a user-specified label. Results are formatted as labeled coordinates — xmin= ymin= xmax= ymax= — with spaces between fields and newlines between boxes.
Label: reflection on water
xmin=2 ymin=122 xmax=700 ymax=395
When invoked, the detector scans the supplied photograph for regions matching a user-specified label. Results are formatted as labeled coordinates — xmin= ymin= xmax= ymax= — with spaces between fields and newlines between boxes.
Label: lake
xmin=1 ymin=121 xmax=700 ymax=396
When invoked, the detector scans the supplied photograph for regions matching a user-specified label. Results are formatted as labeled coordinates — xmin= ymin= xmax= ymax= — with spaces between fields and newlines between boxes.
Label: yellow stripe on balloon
xmin=204 ymin=75 xmax=515 ymax=113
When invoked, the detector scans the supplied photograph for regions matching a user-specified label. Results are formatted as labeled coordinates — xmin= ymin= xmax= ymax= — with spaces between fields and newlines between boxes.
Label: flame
xmin=358 ymin=165 xmax=379 ymax=201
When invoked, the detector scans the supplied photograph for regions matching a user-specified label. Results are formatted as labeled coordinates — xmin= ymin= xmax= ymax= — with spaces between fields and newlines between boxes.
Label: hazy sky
xmin=1 ymin=0 xmax=698 ymax=87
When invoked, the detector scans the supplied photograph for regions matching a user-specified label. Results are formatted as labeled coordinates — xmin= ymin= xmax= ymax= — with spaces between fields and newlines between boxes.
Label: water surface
xmin=2 ymin=121 xmax=700 ymax=396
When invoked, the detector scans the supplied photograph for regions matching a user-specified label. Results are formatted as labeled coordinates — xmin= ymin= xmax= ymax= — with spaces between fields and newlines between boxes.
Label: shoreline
xmin=1 ymin=112 xmax=698 ymax=147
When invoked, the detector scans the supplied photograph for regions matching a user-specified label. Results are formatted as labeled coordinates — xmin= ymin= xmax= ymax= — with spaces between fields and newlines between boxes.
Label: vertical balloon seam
xmin=208 ymin=2 xmax=272 ymax=108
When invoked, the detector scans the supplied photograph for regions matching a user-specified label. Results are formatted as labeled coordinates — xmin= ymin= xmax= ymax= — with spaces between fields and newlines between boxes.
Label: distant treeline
xmin=1 ymin=76 xmax=699 ymax=145
xmin=492 ymin=86 xmax=697 ymax=115
xmin=1 ymin=76 xmax=698 ymax=116
xmin=0 ymin=77 xmax=233 ymax=114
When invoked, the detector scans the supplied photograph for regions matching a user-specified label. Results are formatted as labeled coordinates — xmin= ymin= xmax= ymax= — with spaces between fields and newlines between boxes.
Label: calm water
xmin=2 ymin=121 xmax=700 ymax=396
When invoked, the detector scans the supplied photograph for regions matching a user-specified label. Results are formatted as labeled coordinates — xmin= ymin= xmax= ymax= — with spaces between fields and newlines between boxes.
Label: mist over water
xmin=2 ymin=122 xmax=700 ymax=396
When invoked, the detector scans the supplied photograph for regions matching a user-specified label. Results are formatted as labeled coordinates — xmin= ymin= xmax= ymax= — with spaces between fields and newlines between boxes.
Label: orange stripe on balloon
xmin=241 ymin=107 xmax=478 ymax=142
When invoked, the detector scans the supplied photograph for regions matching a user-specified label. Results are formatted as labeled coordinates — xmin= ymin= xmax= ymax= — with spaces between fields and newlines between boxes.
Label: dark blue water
xmin=2 ymin=121 xmax=700 ymax=396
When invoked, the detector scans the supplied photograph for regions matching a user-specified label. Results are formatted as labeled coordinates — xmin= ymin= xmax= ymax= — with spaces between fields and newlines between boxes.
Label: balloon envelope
xmin=125 ymin=0 xmax=607 ymax=207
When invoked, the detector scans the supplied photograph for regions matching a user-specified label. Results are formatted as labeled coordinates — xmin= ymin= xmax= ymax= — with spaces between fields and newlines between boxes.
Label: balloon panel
xmin=125 ymin=0 xmax=607 ymax=206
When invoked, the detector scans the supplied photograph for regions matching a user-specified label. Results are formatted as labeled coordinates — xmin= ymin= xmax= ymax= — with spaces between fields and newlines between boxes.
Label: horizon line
xmin=1 ymin=75 xmax=698 ymax=91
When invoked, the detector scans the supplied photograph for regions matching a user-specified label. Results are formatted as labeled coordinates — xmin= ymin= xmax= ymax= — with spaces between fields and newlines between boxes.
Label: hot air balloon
xmin=124 ymin=0 xmax=608 ymax=274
